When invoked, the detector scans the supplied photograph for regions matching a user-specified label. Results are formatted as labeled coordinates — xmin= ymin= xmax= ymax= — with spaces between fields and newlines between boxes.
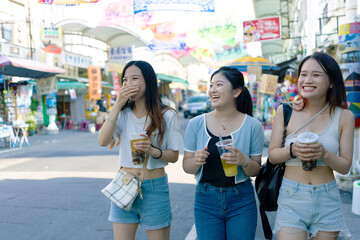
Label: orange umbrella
xmin=229 ymin=56 xmax=279 ymax=71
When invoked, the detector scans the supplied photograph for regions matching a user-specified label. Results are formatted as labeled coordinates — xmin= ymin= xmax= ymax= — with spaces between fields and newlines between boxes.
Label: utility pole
xmin=27 ymin=0 xmax=33 ymax=59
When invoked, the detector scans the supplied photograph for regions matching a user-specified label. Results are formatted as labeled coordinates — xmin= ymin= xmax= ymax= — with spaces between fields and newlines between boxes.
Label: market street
xmin=0 ymin=114 xmax=359 ymax=240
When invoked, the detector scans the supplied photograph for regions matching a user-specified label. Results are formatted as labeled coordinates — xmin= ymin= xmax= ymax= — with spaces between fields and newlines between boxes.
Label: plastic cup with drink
xmin=297 ymin=130 xmax=319 ymax=171
xmin=129 ymin=132 xmax=147 ymax=165
xmin=215 ymin=138 xmax=238 ymax=177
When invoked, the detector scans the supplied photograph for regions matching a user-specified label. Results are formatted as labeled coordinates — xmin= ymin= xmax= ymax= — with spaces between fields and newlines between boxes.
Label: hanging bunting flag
xmin=133 ymin=0 xmax=215 ymax=14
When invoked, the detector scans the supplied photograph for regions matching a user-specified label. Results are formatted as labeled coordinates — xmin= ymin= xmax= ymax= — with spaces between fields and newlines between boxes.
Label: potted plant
xmin=25 ymin=111 xmax=38 ymax=136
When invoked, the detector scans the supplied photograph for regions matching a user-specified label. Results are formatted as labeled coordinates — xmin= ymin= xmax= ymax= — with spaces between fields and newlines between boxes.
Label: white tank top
xmin=285 ymin=107 xmax=341 ymax=166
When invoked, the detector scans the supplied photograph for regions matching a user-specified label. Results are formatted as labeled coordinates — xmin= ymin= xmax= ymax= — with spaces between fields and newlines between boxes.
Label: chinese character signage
xmin=259 ymin=74 xmax=278 ymax=95
xmin=109 ymin=46 xmax=133 ymax=62
xmin=62 ymin=52 xmax=92 ymax=68
xmin=88 ymin=66 xmax=102 ymax=100
xmin=53 ymin=55 xmax=78 ymax=79
xmin=41 ymin=27 xmax=62 ymax=54
xmin=36 ymin=77 xmax=58 ymax=95
xmin=243 ymin=16 xmax=281 ymax=43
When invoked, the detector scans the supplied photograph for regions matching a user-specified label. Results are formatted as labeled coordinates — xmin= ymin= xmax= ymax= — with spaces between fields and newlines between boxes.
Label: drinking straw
xmin=219 ymin=133 xmax=224 ymax=145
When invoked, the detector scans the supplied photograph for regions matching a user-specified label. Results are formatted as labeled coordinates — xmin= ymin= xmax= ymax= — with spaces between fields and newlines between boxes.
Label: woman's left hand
xmin=296 ymin=142 xmax=326 ymax=161
xmin=132 ymin=133 xmax=152 ymax=155
xmin=222 ymin=146 xmax=249 ymax=166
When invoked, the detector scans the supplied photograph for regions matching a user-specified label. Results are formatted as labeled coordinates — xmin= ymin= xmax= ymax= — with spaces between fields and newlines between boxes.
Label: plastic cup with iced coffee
xmin=129 ymin=132 xmax=147 ymax=165
xmin=215 ymin=139 xmax=238 ymax=177
xmin=297 ymin=131 xmax=319 ymax=171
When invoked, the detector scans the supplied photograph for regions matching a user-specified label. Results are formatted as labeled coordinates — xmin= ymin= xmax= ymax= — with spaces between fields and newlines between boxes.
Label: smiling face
xmin=122 ymin=65 xmax=146 ymax=101
xmin=208 ymin=73 xmax=241 ymax=109
xmin=298 ymin=58 xmax=331 ymax=101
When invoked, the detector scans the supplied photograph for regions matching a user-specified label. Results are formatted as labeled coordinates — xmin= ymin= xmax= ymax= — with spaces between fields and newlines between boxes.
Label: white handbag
xmin=101 ymin=133 xmax=154 ymax=211
xmin=101 ymin=170 xmax=141 ymax=211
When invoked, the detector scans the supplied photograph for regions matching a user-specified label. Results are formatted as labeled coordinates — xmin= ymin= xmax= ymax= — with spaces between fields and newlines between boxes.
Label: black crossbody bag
xmin=255 ymin=103 xmax=292 ymax=239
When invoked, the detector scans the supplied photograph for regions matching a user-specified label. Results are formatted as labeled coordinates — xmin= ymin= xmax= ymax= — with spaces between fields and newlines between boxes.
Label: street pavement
xmin=0 ymin=124 xmax=359 ymax=239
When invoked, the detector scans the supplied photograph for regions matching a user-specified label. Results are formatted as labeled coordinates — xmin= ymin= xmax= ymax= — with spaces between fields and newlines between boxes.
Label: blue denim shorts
xmin=108 ymin=174 xmax=171 ymax=230
xmin=274 ymin=177 xmax=352 ymax=239
xmin=194 ymin=179 xmax=257 ymax=240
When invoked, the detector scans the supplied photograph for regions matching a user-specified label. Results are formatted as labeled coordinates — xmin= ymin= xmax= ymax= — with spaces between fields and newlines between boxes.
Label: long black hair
xmin=297 ymin=52 xmax=348 ymax=112
xmin=121 ymin=60 xmax=170 ymax=145
xmin=210 ymin=66 xmax=253 ymax=116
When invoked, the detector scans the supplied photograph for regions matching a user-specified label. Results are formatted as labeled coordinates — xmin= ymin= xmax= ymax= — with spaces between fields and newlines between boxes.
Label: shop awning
xmin=57 ymin=81 xmax=86 ymax=89
xmin=101 ymin=82 xmax=114 ymax=88
xmin=156 ymin=73 xmax=189 ymax=85
xmin=26 ymin=80 xmax=87 ymax=90
xmin=0 ymin=55 xmax=66 ymax=79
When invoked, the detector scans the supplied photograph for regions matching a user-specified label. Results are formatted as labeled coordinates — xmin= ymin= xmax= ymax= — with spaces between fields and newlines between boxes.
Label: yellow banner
xmin=339 ymin=23 xmax=350 ymax=36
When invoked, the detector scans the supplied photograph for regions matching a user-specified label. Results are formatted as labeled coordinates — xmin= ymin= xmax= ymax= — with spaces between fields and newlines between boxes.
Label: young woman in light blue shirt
xmin=183 ymin=66 xmax=264 ymax=240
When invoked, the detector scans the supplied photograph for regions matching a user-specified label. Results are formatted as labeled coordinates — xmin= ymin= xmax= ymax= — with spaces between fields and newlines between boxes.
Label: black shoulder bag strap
xmin=260 ymin=103 xmax=293 ymax=239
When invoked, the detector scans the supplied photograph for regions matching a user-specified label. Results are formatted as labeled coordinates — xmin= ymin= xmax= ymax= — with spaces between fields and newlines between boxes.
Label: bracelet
xmin=290 ymin=142 xmax=296 ymax=158
xmin=151 ymin=145 xmax=163 ymax=159
xmin=243 ymin=156 xmax=251 ymax=168
xmin=106 ymin=117 xmax=116 ymax=125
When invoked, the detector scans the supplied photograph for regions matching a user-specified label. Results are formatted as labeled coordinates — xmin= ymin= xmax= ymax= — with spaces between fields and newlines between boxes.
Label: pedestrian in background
xmin=269 ymin=52 xmax=354 ymax=240
xmin=96 ymin=94 xmax=108 ymax=125
xmin=183 ymin=66 xmax=264 ymax=240
xmin=98 ymin=60 xmax=183 ymax=240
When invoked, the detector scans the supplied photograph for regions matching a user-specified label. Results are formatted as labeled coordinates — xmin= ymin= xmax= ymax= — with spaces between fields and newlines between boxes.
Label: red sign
xmin=112 ymin=71 xmax=120 ymax=95
xmin=243 ymin=16 xmax=281 ymax=43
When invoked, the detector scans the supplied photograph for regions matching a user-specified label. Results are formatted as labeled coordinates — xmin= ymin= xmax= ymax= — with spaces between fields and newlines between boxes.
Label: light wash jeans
xmin=194 ymin=179 xmax=257 ymax=240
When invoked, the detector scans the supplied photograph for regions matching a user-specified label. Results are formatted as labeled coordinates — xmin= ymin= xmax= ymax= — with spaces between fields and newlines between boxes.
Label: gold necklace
xmin=217 ymin=118 xmax=227 ymax=130
xmin=215 ymin=116 xmax=231 ymax=131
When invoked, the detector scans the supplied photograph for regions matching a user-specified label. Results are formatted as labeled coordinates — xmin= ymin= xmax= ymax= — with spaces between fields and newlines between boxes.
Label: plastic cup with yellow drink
xmin=129 ymin=132 xmax=147 ymax=165
xmin=215 ymin=139 xmax=238 ymax=177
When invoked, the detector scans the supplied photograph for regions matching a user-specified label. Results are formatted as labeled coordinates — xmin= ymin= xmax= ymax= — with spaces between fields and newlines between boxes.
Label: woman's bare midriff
xmin=121 ymin=167 xmax=165 ymax=180
xmin=284 ymin=166 xmax=335 ymax=185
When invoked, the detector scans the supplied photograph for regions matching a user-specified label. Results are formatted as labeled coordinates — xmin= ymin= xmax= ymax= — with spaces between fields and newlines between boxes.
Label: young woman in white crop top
xmin=98 ymin=61 xmax=183 ymax=240
xmin=268 ymin=52 xmax=354 ymax=240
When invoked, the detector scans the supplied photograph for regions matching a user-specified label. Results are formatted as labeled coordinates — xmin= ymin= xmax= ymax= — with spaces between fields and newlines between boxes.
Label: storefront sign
xmin=243 ymin=16 xmax=281 ymax=43
xmin=69 ymin=89 xmax=76 ymax=100
xmin=36 ymin=77 xmax=58 ymax=95
xmin=339 ymin=22 xmax=360 ymax=127
xmin=112 ymin=71 xmax=120 ymax=95
xmin=259 ymin=74 xmax=278 ymax=95
xmin=45 ymin=92 xmax=57 ymax=115
xmin=53 ymin=55 xmax=78 ymax=79
xmin=41 ymin=27 xmax=62 ymax=54
xmin=247 ymin=66 xmax=262 ymax=80
xmin=109 ymin=46 xmax=133 ymax=62
xmin=339 ymin=22 xmax=360 ymax=36
xmin=62 ymin=52 xmax=92 ymax=69
xmin=88 ymin=66 xmax=102 ymax=100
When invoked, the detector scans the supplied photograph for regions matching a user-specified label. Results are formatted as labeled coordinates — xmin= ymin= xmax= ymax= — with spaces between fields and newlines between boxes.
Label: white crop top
xmin=285 ymin=107 xmax=341 ymax=166
xmin=113 ymin=107 xmax=184 ymax=169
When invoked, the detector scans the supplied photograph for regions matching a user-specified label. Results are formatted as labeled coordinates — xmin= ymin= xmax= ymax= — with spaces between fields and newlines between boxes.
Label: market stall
xmin=0 ymin=55 xmax=65 ymax=146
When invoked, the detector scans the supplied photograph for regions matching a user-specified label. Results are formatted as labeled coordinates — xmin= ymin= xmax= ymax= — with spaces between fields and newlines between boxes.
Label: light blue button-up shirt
xmin=184 ymin=113 xmax=264 ymax=184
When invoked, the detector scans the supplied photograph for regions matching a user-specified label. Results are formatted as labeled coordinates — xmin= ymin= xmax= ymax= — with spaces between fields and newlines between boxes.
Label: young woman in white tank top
xmin=268 ymin=52 xmax=354 ymax=240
